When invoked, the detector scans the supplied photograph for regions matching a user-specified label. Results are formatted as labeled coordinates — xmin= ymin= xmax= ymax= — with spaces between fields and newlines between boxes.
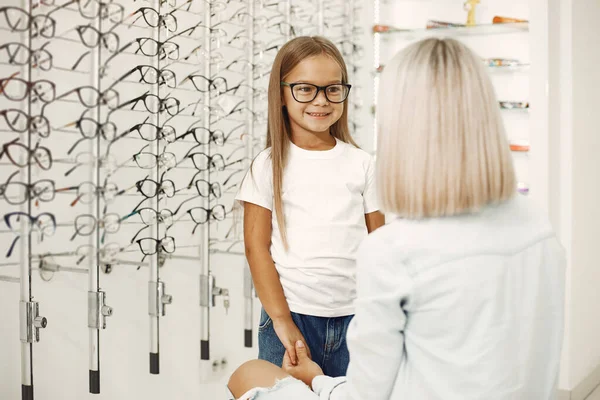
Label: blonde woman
xmin=228 ymin=38 xmax=565 ymax=400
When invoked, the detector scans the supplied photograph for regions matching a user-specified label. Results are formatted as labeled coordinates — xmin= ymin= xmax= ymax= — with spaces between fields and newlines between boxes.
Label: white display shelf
xmin=374 ymin=22 xmax=529 ymax=39
xmin=371 ymin=1 xmax=533 ymax=197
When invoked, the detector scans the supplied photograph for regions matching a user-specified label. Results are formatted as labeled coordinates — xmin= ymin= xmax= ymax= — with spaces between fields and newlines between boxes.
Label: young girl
xmin=229 ymin=37 xmax=565 ymax=400
xmin=235 ymin=36 xmax=385 ymax=376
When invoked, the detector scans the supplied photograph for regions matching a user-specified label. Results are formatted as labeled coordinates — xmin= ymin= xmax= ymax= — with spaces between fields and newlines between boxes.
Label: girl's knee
xmin=228 ymin=360 xmax=289 ymax=398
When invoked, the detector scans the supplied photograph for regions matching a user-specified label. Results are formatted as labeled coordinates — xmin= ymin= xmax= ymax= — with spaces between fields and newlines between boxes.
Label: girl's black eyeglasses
xmin=280 ymin=82 xmax=351 ymax=104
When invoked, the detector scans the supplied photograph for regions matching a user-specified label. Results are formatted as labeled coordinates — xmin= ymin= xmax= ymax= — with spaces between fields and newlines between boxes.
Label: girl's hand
xmin=272 ymin=316 xmax=312 ymax=365
xmin=283 ymin=340 xmax=324 ymax=389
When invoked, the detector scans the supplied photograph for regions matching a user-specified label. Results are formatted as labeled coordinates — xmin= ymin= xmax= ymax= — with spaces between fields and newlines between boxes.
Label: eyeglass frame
xmin=55 ymin=180 xmax=119 ymax=207
xmin=4 ymin=211 xmax=56 ymax=257
xmin=280 ymin=82 xmax=351 ymax=104
xmin=0 ymin=109 xmax=50 ymax=137
xmin=0 ymin=73 xmax=56 ymax=103
xmin=70 ymin=212 xmax=120 ymax=242
xmin=0 ymin=42 xmax=53 ymax=71
xmin=0 ymin=7 xmax=56 ymax=37
xmin=0 ymin=171 xmax=55 ymax=205
xmin=135 ymin=236 xmax=175 ymax=259
xmin=0 ymin=138 xmax=52 ymax=170
xmin=121 ymin=207 xmax=174 ymax=244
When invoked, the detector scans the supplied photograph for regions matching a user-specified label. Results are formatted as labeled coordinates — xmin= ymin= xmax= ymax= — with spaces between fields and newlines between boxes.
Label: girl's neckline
xmin=289 ymin=137 xmax=344 ymax=159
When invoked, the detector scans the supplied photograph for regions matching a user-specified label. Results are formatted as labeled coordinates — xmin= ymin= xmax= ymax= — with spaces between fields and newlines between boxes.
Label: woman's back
xmin=342 ymin=195 xmax=565 ymax=400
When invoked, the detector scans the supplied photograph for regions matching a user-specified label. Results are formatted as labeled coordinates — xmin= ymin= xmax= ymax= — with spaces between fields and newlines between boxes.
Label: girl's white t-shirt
xmin=235 ymin=138 xmax=379 ymax=317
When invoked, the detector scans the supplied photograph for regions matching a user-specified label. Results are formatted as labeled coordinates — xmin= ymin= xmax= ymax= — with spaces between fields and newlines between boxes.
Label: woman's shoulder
xmin=360 ymin=196 xmax=556 ymax=263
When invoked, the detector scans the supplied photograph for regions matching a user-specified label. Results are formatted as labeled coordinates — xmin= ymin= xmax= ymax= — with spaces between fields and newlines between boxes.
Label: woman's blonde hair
xmin=377 ymin=37 xmax=516 ymax=218
xmin=265 ymin=36 xmax=357 ymax=247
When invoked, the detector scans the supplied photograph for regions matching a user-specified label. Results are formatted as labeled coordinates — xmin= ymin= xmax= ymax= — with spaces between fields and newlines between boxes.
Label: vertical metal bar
xmin=243 ymin=264 xmax=254 ymax=347
xmin=149 ymin=0 xmax=162 ymax=374
xmin=243 ymin=0 xmax=256 ymax=348
xmin=347 ymin=0 xmax=356 ymax=136
xmin=21 ymin=0 xmax=33 ymax=396
xmin=199 ymin=0 xmax=212 ymax=361
xmin=347 ymin=0 xmax=354 ymax=73
xmin=285 ymin=0 xmax=292 ymax=40
xmin=89 ymin=1 xmax=102 ymax=393
xmin=317 ymin=0 xmax=325 ymax=35
xmin=246 ymin=0 xmax=255 ymax=191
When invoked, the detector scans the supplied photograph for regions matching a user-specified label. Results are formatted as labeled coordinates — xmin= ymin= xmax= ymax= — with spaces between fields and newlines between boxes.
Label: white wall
xmin=566 ymin=0 xmax=600 ymax=390
xmin=548 ymin=0 xmax=600 ymax=393
xmin=547 ymin=0 xmax=572 ymax=390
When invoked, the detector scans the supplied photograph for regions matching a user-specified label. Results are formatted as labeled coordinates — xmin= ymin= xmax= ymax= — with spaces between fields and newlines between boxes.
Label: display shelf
xmin=487 ymin=63 xmax=531 ymax=72
xmin=509 ymin=140 xmax=530 ymax=152
xmin=517 ymin=182 xmax=529 ymax=195
xmin=369 ymin=103 xmax=529 ymax=115
xmin=371 ymin=0 xmax=532 ymax=197
xmin=500 ymin=101 xmax=530 ymax=111
xmin=376 ymin=62 xmax=530 ymax=73
xmin=373 ymin=22 xmax=529 ymax=39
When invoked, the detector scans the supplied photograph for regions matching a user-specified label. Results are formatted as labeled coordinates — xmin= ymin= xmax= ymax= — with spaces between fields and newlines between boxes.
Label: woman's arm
xmin=313 ymin=234 xmax=413 ymax=399
xmin=231 ymin=232 xmax=411 ymax=398
xmin=243 ymin=201 xmax=309 ymax=364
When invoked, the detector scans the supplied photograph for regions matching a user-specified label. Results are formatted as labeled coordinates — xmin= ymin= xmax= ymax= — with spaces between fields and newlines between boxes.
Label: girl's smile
xmin=306 ymin=111 xmax=332 ymax=119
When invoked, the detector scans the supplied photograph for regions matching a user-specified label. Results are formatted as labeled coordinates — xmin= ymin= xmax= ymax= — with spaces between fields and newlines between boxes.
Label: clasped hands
xmin=282 ymin=340 xmax=324 ymax=390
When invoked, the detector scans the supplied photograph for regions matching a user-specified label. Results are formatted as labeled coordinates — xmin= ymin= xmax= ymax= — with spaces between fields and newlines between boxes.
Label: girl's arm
xmin=365 ymin=211 xmax=385 ymax=233
xmin=243 ymin=201 xmax=309 ymax=364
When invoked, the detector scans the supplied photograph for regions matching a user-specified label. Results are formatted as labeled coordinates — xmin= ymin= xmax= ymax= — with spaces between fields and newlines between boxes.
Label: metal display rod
xmin=243 ymin=0 xmax=258 ymax=348
xmin=243 ymin=264 xmax=254 ymax=347
xmin=88 ymin=10 xmax=108 ymax=394
xmin=148 ymin=0 xmax=173 ymax=376
xmin=19 ymin=4 xmax=43 ymax=397
xmin=199 ymin=0 xmax=213 ymax=361
xmin=318 ymin=0 xmax=325 ymax=35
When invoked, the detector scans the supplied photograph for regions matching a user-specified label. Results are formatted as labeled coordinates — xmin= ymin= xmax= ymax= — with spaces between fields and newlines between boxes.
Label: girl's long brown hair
xmin=266 ymin=36 xmax=357 ymax=249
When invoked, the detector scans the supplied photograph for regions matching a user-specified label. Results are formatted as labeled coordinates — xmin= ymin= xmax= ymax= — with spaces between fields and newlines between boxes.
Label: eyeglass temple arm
xmin=115 ymin=90 xmax=149 ymax=112
xmin=103 ymin=66 xmax=137 ymax=92
xmin=6 ymin=236 xmax=20 ymax=258
xmin=0 ymin=71 xmax=20 ymax=94
xmin=67 ymin=137 xmax=87 ymax=155
xmin=172 ymin=193 xmax=199 ymax=216
xmin=100 ymin=40 xmax=134 ymax=73
xmin=65 ymin=163 xmax=80 ymax=177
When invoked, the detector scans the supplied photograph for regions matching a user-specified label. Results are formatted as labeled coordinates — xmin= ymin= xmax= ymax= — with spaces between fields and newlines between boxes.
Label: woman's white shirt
xmin=313 ymin=195 xmax=566 ymax=400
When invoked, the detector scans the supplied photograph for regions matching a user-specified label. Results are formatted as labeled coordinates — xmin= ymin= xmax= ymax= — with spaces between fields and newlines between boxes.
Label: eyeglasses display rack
xmin=0 ymin=0 xmax=365 ymax=398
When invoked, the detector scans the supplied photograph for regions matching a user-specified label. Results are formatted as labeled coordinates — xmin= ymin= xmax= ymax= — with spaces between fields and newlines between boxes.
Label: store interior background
xmin=0 ymin=0 xmax=598 ymax=399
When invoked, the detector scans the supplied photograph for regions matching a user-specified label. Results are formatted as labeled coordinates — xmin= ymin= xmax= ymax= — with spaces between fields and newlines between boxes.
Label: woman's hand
xmin=272 ymin=316 xmax=312 ymax=365
xmin=283 ymin=340 xmax=324 ymax=389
